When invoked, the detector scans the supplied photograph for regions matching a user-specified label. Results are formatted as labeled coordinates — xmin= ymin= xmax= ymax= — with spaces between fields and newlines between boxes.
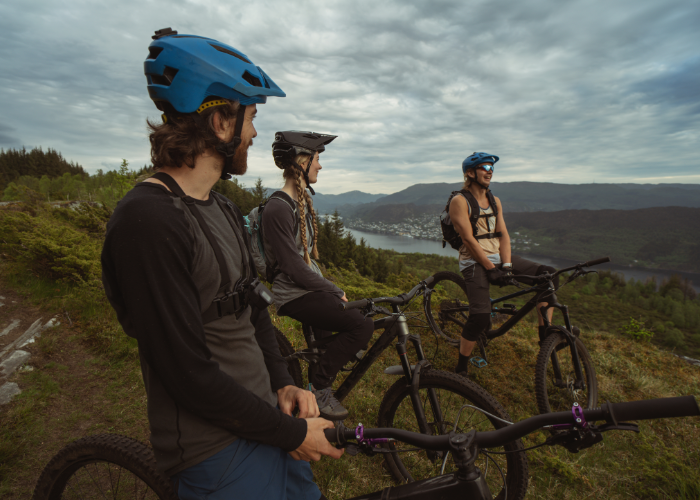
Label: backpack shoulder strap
xmin=211 ymin=191 xmax=257 ymax=280
xmin=269 ymin=194 xmax=301 ymax=237
xmin=486 ymin=190 xmax=498 ymax=216
xmin=151 ymin=173 xmax=231 ymax=292
xmin=461 ymin=190 xmax=481 ymax=234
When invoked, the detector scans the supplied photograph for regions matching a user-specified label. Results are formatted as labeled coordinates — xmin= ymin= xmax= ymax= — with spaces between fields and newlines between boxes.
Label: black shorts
xmin=460 ymin=255 xmax=545 ymax=315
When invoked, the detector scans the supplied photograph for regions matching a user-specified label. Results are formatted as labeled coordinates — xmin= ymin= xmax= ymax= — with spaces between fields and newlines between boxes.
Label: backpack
xmin=440 ymin=189 xmax=502 ymax=250
xmin=244 ymin=195 xmax=299 ymax=283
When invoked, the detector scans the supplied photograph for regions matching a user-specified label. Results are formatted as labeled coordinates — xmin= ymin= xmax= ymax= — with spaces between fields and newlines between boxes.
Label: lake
xmin=346 ymin=228 xmax=700 ymax=292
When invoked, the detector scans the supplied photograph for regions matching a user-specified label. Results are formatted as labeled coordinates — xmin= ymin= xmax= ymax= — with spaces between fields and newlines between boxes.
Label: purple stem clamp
xmin=551 ymin=402 xmax=587 ymax=430
xmin=355 ymin=423 xmax=389 ymax=447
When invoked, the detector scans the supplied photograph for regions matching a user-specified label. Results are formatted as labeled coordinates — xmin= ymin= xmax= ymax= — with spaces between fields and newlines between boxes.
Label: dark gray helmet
xmin=272 ymin=131 xmax=337 ymax=169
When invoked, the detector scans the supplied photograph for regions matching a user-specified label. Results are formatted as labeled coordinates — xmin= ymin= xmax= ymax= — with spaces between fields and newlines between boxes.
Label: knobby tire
xmin=377 ymin=369 xmax=528 ymax=500
xmin=534 ymin=332 xmax=598 ymax=414
xmin=32 ymin=434 xmax=177 ymax=500
xmin=425 ymin=271 xmax=470 ymax=348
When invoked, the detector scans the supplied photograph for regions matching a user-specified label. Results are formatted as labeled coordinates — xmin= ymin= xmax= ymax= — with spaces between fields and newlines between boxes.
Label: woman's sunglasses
xmin=477 ymin=164 xmax=495 ymax=173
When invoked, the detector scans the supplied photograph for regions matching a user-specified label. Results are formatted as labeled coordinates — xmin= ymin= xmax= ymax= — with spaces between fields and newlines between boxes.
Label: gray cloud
xmin=1 ymin=0 xmax=699 ymax=193
xmin=0 ymin=124 xmax=20 ymax=146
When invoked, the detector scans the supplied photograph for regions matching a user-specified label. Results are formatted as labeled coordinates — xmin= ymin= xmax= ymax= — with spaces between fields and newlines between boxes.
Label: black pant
xmin=278 ymin=292 xmax=374 ymax=389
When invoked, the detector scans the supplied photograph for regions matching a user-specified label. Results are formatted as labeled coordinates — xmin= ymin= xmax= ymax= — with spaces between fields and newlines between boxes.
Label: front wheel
xmin=534 ymin=332 xmax=598 ymax=414
xmin=424 ymin=271 xmax=470 ymax=347
xmin=32 ymin=434 xmax=177 ymax=500
xmin=377 ymin=369 xmax=528 ymax=500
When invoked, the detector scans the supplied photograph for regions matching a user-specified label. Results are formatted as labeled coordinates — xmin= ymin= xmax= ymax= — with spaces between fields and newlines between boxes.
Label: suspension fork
xmin=392 ymin=309 xmax=444 ymax=461
xmin=540 ymin=303 xmax=586 ymax=389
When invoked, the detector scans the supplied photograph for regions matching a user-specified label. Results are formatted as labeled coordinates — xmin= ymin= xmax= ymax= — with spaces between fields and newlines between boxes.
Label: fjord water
xmin=346 ymin=228 xmax=700 ymax=292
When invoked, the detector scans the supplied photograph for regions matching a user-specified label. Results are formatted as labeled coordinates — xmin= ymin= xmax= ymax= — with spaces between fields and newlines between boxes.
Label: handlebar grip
xmin=340 ymin=299 xmax=370 ymax=311
xmin=424 ymin=275 xmax=435 ymax=287
xmin=324 ymin=428 xmax=338 ymax=443
xmin=606 ymin=396 xmax=700 ymax=422
xmin=584 ymin=256 xmax=610 ymax=267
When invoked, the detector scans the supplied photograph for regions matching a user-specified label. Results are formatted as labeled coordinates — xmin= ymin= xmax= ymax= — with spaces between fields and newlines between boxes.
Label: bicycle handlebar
xmin=324 ymin=396 xmax=699 ymax=449
xmin=509 ymin=256 xmax=612 ymax=286
xmin=339 ymin=276 xmax=435 ymax=311
xmin=583 ymin=256 xmax=610 ymax=267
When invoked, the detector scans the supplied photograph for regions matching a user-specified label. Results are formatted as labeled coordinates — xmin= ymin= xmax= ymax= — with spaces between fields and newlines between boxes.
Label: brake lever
xmin=598 ymin=422 xmax=639 ymax=433
xmin=546 ymin=426 xmax=603 ymax=453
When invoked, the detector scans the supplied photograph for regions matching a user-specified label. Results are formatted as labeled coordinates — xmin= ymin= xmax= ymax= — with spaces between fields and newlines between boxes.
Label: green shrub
xmin=0 ymin=206 xmax=102 ymax=285
xmin=662 ymin=328 xmax=687 ymax=350
xmin=622 ymin=317 xmax=654 ymax=342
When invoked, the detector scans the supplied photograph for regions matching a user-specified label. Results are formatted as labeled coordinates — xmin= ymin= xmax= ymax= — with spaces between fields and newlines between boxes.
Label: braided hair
xmin=282 ymin=154 xmax=319 ymax=265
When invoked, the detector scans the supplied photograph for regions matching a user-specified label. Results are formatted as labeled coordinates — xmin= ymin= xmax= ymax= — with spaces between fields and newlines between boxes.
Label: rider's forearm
xmin=499 ymin=234 xmax=511 ymax=264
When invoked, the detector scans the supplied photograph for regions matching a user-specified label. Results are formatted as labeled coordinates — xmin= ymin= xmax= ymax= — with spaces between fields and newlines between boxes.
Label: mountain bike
xmin=277 ymin=278 xmax=528 ymax=498
xmin=424 ymin=257 xmax=611 ymax=415
xmin=33 ymin=395 xmax=700 ymax=499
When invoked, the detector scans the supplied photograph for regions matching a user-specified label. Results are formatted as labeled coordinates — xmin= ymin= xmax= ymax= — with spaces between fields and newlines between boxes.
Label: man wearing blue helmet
xmin=101 ymin=28 xmax=340 ymax=500
xmin=449 ymin=152 xmax=558 ymax=377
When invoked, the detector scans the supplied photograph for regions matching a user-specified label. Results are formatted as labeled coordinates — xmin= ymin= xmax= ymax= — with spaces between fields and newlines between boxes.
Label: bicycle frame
xmin=432 ymin=279 xmax=588 ymax=391
xmin=293 ymin=302 xmax=433 ymax=403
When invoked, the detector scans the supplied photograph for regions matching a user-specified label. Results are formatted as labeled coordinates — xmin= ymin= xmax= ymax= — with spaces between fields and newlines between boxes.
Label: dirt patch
xmin=0 ymin=281 xmax=149 ymax=499
xmin=0 ymin=287 xmax=52 ymax=359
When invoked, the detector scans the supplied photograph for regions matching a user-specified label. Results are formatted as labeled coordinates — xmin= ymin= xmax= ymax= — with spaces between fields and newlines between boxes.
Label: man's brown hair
xmin=147 ymin=98 xmax=240 ymax=170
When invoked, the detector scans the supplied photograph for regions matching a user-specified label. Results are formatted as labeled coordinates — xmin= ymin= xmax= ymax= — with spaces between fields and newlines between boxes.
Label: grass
xmin=1 ymin=205 xmax=699 ymax=499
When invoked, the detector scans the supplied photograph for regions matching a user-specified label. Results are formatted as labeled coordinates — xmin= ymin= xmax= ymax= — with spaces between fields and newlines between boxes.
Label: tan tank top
xmin=458 ymin=200 xmax=500 ymax=261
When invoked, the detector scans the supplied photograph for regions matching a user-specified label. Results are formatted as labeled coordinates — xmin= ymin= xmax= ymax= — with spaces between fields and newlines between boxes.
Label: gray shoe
xmin=310 ymin=386 xmax=349 ymax=421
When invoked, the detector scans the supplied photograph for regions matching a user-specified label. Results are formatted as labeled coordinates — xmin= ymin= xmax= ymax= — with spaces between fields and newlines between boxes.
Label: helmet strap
xmin=215 ymin=104 xmax=247 ymax=180
xmin=469 ymin=169 xmax=489 ymax=190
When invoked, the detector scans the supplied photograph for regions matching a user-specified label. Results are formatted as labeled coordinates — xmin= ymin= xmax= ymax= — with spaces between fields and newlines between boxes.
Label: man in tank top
xmin=449 ymin=152 xmax=559 ymax=377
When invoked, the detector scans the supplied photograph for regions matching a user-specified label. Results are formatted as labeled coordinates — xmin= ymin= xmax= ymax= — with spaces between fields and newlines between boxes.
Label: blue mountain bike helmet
xmin=462 ymin=152 xmax=499 ymax=174
xmin=144 ymin=28 xmax=286 ymax=179
xmin=272 ymin=131 xmax=337 ymax=195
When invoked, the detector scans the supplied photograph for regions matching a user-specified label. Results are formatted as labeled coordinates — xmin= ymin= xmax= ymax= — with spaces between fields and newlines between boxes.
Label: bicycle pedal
xmin=470 ymin=357 xmax=488 ymax=368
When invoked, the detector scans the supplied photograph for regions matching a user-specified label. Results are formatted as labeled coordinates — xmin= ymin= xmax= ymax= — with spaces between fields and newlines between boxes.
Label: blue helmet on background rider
xmin=462 ymin=152 xmax=499 ymax=174
xmin=143 ymin=28 xmax=286 ymax=179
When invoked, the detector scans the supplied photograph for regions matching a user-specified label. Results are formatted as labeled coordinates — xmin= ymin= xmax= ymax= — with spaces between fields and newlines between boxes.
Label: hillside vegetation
xmin=0 ymin=170 xmax=699 ymax=499
xmin=0 ymin=147 xmax=87 ymax=193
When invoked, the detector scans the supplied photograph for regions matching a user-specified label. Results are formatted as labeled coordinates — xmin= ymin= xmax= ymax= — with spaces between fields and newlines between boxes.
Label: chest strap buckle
xmin=213 ymin=289 xmax=248 ymax=319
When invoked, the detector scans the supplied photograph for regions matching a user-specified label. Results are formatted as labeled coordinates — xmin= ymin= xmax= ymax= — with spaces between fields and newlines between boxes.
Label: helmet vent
xmin=151 ymin=66 xmax=179 ymax=87
xmin=242 ymin=71 xmax=262 ymax=88
xmin=147 ymin=47 xmax=163 ymax=60
xmin=209 ymin=44 xmax=252 ymax=64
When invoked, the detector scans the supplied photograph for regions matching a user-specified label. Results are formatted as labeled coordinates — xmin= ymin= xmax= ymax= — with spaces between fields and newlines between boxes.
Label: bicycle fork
xmin=394 ymin=312 xmax=445 ymax=460
xmin=540 ymin=303 xmax=586 ymax=391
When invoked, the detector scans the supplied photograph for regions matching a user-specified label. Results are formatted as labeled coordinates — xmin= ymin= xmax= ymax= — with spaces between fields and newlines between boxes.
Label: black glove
xmin=486 ymin=267 xmax=512 ymax=287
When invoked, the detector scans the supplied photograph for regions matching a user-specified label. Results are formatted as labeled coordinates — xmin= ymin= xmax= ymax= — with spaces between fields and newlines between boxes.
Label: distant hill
xmin=305 ymin=190 xmax=387 ymax=214
xmin=507 ymin=207 xmax=700 ymax=273
xmin=341 ymin=182 xmax=700 ymax=216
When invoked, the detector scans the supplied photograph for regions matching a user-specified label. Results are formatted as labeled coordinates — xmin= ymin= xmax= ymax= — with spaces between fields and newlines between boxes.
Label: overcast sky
xmin=1 ymin=0 xmax=699 ymax=194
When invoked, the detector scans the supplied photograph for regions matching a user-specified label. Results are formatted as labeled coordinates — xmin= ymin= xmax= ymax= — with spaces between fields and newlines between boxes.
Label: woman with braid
xmin=263 ymin=131 xmax=374 ymax=421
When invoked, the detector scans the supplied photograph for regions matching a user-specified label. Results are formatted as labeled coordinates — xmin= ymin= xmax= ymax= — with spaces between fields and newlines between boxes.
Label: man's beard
xmin=222 ymin=139 xmax=252 ymax=176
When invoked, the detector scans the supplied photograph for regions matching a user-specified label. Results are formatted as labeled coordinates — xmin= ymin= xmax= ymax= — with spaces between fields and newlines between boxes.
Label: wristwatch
xmin=502 ymin=263 xmax=513 ymax=271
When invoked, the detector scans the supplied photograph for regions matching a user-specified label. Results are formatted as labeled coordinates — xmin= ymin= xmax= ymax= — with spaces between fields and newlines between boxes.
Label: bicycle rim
xmin=377 ymin=370 xmax=528 ymax=500
xmin=535 ymin=332 xmax=598 ymax=414
xmin=32 ymin=434 xmax=176 ymax=500
xmin=425 ymin=271 xmax=470 ymax=347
